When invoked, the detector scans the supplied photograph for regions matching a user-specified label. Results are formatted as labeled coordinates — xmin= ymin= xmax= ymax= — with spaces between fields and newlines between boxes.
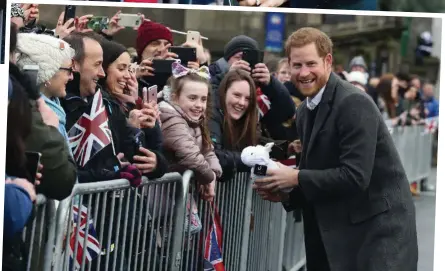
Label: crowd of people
xmin=4 ymin=4 xmax=439 ymax=271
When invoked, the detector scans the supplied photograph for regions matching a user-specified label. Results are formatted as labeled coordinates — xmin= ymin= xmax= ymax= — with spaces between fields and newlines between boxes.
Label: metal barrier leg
xmin=170 ymin=171 xmax=191 ymax=271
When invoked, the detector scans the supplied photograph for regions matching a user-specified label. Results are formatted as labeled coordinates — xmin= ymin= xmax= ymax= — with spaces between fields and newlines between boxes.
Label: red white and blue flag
xmin=68 ymin=90 xmax=113 ymax=167
xmin=424 ymin=117 xmax=438 ymax=134
xmin=256 ymin=88 xmax=271 ymax=119
xmin=69 ymin=204 xmax=101 ymax=269
xmin=203 ymin=203 xmax=225 ymax=271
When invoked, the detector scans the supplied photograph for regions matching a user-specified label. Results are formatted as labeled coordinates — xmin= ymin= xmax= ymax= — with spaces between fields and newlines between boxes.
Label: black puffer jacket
xmin=209 ymin=67 xmax=296 ymax=181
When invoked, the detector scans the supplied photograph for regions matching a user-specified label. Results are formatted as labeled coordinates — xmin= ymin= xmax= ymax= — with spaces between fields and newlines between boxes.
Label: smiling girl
xmin=209 ymin=69 xmax=259 ymax=181
xmin=160 ymin=62 xmax=222 ymax=201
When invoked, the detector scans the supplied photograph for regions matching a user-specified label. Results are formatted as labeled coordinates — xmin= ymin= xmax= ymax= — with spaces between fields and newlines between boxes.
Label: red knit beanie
xmin=136 ymin=20 xmax=173 ymax=58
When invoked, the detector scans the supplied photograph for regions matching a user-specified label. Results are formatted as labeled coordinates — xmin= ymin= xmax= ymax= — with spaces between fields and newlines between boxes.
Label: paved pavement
xmin=415 ymin=167 xmax=437 ymax=271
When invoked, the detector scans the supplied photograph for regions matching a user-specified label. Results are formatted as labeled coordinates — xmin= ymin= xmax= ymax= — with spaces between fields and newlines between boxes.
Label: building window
xmin=322 ymin=15 xmax=356 ymax=24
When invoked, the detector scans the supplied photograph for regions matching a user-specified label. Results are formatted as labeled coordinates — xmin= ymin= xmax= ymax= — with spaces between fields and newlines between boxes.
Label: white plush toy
xmin=241 ymin=143 xmax=292 ymax=193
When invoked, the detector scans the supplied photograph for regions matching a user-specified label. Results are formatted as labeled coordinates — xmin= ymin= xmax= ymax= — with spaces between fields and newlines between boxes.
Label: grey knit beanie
xmin=15 ymin=33 xmax=75 ymax=86
xmin=349 ymin=55 xmax=367 ymax=71
xmin=224 ymin=35 xmax=259 ymax=61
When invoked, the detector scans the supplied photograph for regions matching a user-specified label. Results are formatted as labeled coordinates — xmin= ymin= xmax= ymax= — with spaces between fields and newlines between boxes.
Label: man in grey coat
xmin=253 ymin=27 xmax=418 ymax=271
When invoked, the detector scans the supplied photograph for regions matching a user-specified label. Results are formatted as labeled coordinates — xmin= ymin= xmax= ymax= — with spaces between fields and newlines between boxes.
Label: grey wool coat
xmin=284 ymin=72 xmax=418 ymax=271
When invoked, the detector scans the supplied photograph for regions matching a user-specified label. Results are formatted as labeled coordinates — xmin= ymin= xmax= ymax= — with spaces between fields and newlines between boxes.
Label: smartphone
xmin=25 ymin=151 xmax=42 ymax=184
xmin=148 ymin=85 xmax=158 ymax=103
xmin=242 ymin=49 xmax=264 ymax=68
xmin=168 ymin=46 xmax=197 ymax=65
xmin=87 ymin=16 xmax=109 ymax=32
xmin=23 ymin=65 xmax=39 ymax=87
xmin=152 ymin=59 xmax=176 ymax=75
xmin=63 ymin=5 xmax=76 ymax=24
xmin=118 ymin=13 xmax=142 ymax=28
xmin=186 ymin=31 xmax=200 ymax=44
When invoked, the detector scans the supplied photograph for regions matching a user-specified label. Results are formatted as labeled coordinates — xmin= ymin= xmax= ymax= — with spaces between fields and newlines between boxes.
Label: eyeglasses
xmin=59 ymin=67 xmax=73 ymax=74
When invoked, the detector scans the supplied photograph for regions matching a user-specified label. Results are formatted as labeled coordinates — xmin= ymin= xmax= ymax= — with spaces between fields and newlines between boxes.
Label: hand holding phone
xmin=25 ymin=151 xmax=42 ymax=184
xmin=242 ymin=49 xmax=264 ymax=68
xmin=186 ymin=31 xmax=201 ymax=45
xmin=87 ymin=16 xmax=109 ymax=32
xmin=168 ymin=47 xmax=197 ymax=66
xmin=118 ymin=13 xmax=143 ymax=28
xmin=147 ymin=85 xmax=158 ymax=103
xmin=63 ymin=5 xmax=76 ymax=24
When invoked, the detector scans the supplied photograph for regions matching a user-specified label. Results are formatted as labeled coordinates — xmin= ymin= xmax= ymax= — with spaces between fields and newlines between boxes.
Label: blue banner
xmin=265 ymin=12 xmax=286 ymax=53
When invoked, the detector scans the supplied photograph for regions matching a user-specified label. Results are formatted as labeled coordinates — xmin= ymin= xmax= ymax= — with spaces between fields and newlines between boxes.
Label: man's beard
xmin=292 ymin=73 xmax=329 ymax=98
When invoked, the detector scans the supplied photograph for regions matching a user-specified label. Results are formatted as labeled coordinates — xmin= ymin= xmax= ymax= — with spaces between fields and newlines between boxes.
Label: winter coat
xmin=159 ymin=101 xmax=222 ymax=184
xmin=8 ymin=63 xmax=77 ymax=201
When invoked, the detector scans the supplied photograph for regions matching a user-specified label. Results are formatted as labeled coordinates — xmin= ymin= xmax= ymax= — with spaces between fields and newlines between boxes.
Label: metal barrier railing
xmin=21 ymin=195 xmax=57 ymax=271
xmin=391 ymin=126 xmax=433 ymax=184
xmin=16 ymin=125 xmax=433 ymax=271
xmin=51 ymin=172 xmax=187 ymax=271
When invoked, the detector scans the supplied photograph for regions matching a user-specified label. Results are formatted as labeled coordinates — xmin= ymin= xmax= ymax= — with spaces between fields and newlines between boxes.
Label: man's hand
xmin=22 ymin=4 xmax=39 ymax=24
xmin=6 ymin=178 xmax=37 ymax=202
xmin=230 ymin=60 xmax=251 ymax=73
xmin=55 ymin=12 xmax=76 ymax=39
xmin=75 ymin=14 xmax=94 ymax=33
xmin=252 ymin=162 xmax=299 ymax=193
xmin=257 ymin=190 xmax=289 ymax=203
xmin=102 ymin=11 xmax=125 ymax=37
xmin=136 ymin=59 xmax=155 ymax=78
xmin=133 ymin=147 xmax=158 ymax=174
xmin=252 ymin=63 xmax=271 ymax=85
xmin=187 ymin=61 xmax=200 ymax=70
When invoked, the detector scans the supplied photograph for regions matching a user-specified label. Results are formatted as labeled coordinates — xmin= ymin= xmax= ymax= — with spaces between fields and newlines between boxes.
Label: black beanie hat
xmin=224 ymin=35 xmax=259 ymax=61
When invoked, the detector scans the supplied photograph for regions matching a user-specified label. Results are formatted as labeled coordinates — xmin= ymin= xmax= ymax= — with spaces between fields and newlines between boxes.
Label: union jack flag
xmin=69 ymin=204 xmax=101 ymax=269
xmin=68 ymin=90 xmax=113 ymax=167
xmin=203 ymin=203 xmax=225 ymax=271
xmin=256 ymin=88 xmax=271 ymax=119
xmin=424 ymin=117 xmax=438 ymax=134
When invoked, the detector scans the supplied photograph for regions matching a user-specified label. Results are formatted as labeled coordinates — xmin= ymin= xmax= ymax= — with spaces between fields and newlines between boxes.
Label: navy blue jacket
xmin=4 ymin=183 xmax=33 ymax=238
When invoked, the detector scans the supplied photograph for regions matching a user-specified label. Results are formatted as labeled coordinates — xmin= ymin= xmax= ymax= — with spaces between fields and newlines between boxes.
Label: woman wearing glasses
xmin=15 ymin=32 xmax=75 ymax=142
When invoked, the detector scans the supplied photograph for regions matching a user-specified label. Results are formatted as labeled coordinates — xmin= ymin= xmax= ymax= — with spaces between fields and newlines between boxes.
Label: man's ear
xmin=325 ymin=53 xmax=333 ymax=68
xmin=72 ymin=59 xmax=80 ymax=72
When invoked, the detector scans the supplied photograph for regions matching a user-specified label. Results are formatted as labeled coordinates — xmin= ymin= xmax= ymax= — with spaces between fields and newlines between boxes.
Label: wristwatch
xmin=11 ymin=4 xmax=25 ymax=22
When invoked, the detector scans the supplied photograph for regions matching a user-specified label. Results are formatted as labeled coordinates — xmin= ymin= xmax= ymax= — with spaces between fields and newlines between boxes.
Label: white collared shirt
xmin=306 ymin=86 xmax=326 ymax=110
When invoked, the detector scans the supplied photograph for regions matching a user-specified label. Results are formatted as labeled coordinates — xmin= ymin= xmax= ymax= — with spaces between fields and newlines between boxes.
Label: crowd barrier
xmin=391 ymin=126 xmax=433 ymax=186
xmin=18 ymin=125 xmax=433 ymax=271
